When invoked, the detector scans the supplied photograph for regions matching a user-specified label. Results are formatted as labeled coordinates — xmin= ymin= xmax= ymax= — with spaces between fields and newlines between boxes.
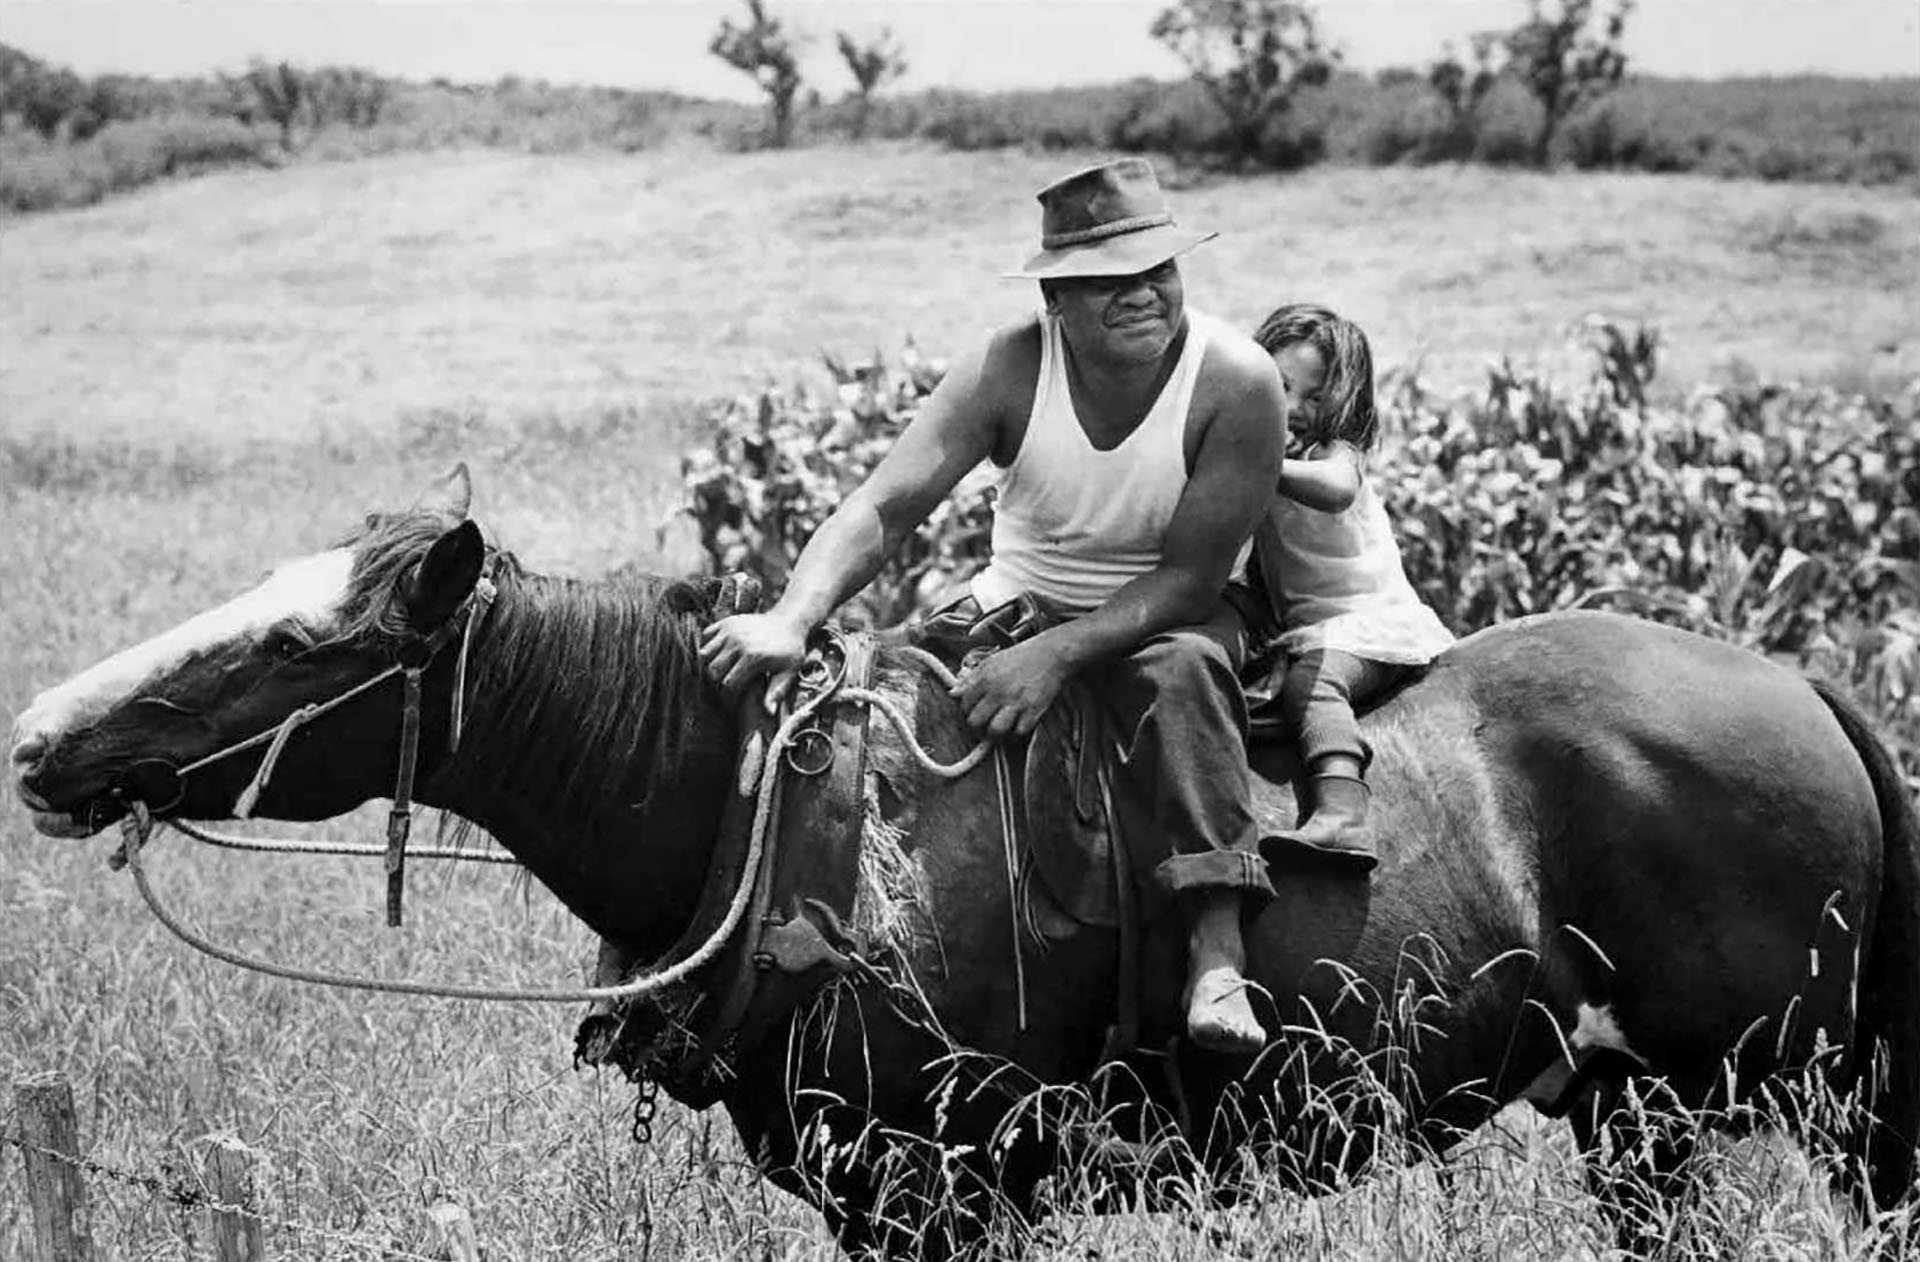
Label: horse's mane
xmin=335 ymin=509 xmax=732 ymax=822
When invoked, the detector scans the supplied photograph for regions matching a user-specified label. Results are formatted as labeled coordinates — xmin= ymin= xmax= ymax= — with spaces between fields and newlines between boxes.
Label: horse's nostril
xmin=10 ymin=732 xmax=48 ymax=775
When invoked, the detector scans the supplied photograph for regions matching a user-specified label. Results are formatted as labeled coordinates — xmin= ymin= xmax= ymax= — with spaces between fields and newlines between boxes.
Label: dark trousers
xmin=1082 ymin=603 xmax=1274 ymax=906
xmin=1279 ymin=649 xmax=1402 ymax=768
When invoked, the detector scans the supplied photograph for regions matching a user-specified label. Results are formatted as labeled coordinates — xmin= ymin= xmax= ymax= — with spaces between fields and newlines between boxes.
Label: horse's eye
xmin=260 ymin=628 xmax=307 ymax=661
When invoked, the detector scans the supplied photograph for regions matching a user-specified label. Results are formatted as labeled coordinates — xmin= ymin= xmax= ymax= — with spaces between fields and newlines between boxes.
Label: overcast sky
xmin=2 ymin=0 xmax=1916 ymax=98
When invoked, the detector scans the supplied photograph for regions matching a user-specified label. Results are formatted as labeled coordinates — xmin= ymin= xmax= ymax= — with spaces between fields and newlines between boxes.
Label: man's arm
xmin=701 ymin=329 xmax=1017 ymax=695
xmin=952 ymin=343 xmax=1285 ymax=735
xmin=768 ymin=342 xmax=1008 ymax=629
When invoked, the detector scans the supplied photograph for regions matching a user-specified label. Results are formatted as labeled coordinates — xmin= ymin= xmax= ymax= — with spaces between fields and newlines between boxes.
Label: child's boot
xmin=1273 ymin=774 xmax=1378 ymax=871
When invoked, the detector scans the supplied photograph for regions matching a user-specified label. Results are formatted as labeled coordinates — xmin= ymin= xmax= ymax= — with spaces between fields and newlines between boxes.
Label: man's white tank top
xmin=970 ymin=309 xmax=1215 ymax=614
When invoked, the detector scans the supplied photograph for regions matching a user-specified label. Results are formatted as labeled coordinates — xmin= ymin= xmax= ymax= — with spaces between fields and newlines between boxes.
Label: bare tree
xmin=0 ymin=44 xmax=92 ymax=139
xmin=242 ymin=59 xmax=306 ymax=151
xmin=1501 ymin=0 xmax=1633 ymax=166
xmin=835 ymin=27 xmax=906 ymax=140
xmin=1150 ymin=0 xmax=1338 ymax=165
xmin=710 ymin=0 xmax=804 ymax=149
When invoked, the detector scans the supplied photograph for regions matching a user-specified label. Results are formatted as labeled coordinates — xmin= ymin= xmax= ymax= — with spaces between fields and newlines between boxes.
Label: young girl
xmin=1241 ymin=303 xmax=1453 ymax=870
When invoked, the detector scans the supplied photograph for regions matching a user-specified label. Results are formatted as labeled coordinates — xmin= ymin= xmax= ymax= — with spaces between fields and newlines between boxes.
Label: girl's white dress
xmin=1250 ymin=472 xmax=1454 ymax=666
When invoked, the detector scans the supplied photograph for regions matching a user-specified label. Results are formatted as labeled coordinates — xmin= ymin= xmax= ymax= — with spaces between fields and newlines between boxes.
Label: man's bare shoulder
xmin=1192 ymin=316 xmax=1285 ymax=431
xmin=979 ymin=315 xmax=1044 ymax=375
xmin=1198 ymin=317 xmax=1282 ymax=386
xmin=954 ymin=314 xmax=1044 ymax=422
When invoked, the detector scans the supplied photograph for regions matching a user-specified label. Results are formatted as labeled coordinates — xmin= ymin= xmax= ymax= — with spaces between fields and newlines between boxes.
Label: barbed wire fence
xmin=4 ymin=1073 xmax=479 ymax=1262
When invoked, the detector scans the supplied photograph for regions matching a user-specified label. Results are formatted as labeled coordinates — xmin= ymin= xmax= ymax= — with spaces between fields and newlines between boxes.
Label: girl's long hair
xmin=1251 ymin=302 xmax=1380 ymax=452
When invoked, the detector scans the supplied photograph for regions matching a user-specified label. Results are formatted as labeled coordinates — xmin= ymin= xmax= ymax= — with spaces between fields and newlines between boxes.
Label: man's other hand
xmin=950 ymin=636 xmax=1073 ymax=739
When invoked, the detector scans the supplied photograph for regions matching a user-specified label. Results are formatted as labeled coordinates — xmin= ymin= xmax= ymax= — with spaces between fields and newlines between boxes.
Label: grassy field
xmin=5 ymin=144 xmax=1918 ymax=448
xmin=3 ymin=144 xmax=1918 ymax=1258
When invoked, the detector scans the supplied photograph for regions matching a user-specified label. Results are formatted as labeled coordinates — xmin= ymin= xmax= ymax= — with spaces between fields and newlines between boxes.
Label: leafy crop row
xmin=679 ymin=325 xmax=1920 ymax=770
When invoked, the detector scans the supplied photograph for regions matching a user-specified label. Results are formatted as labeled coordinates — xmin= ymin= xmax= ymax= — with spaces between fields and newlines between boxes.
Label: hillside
xmin=4 ymin=143 xmax=1914 ymax=457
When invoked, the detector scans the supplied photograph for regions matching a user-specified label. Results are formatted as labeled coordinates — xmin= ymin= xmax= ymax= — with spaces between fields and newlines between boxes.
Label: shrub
xmin=677 ymin=344 xmax=992 ymax=628
xmin=1110 ymin=80 xmax=1233 ymax=156
xmin=1621 ymin=75 xmax=1920 ymax=185
xmin=1861 ymin=141 xmax=1919 ymax=184
xmin=101 ymin=116 xmax=265 ymax=185
xmin=1341 ymin=80 xmax=1459 ymax=165
xmin=1253 ymin=105 xmax=1328 ymax=169
xmin=1559 ymin=93 xmax=1705 ymax=172
xmin=905 ymin=84 xmax=1153 ymax=153
xmin=0 ymin=114 xmax=265 ymax=213
xmin=1468 ymin=84 xmax=1541 ymax=166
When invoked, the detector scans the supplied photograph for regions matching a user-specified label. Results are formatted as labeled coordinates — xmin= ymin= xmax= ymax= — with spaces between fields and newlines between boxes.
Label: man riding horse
xmin=701 ymin=157 xmax=1287 ymax=1055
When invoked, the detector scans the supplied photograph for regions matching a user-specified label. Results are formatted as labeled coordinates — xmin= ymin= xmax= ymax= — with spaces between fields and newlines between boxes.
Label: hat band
xmin=1040 ymin=211 xmax=1174 ymax=250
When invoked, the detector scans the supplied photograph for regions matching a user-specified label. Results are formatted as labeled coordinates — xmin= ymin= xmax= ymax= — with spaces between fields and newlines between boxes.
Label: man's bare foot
xmin=1186 ymin=965 xmax=1266 ymax=1055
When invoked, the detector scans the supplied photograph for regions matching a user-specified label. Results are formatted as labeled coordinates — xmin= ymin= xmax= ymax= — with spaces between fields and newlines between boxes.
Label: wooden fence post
xmin=14 ymin=1072 xmax=94 ymax=1262
xmin=427 ymin=1202 xmax=479 ymax=1262
xmin=203 ymin=1134 xmax=265 ymax=1262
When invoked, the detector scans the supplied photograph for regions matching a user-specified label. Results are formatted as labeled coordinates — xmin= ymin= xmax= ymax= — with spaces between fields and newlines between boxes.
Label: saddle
xmin=580 ymin=585 xmax=1374 ymax=1100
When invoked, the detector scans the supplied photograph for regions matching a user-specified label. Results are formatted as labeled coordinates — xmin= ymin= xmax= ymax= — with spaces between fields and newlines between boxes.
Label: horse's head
xmin=10 ymin=465 xmax=490 ymax=839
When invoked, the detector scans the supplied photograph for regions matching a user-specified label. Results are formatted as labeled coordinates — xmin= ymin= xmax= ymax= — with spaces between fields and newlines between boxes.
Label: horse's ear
xmin=407 ymin=520 xmax=485 ymax=631
xmin=413 ymin=462 xmax=473 ymax=521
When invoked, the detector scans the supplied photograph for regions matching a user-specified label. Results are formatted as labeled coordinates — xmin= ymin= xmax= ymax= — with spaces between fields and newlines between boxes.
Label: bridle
xmin=103 ymin=567 xmax=999 ymax=1008
xmin=114 ymin=567 xmax=498 ymax=928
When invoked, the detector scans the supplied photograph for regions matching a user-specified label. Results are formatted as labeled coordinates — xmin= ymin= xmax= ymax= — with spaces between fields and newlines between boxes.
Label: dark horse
xmin=11 ymin=467 xmax=1920 ymax=1257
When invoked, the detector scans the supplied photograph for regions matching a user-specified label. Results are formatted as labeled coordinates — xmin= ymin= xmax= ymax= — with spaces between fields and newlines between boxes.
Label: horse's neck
xmin=423 ymin=575 xmax=737 ymax=955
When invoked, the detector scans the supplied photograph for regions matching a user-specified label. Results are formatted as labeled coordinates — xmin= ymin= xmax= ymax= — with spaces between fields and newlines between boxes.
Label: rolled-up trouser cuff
xmin=1154 ymin=850 xmax=1275 ymax=904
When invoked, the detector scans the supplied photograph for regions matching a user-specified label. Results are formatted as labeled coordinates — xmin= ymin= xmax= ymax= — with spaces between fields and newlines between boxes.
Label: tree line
xmin=2 ymin=0 xmax=1909 ymax=216
xmin=711 ymin=0 xmax=1631 ymax=168
xmin=0 ymin=46 xmax=389 ymax=150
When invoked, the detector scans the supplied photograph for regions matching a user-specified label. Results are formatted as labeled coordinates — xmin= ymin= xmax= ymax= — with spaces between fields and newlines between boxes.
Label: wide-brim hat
xmin=1003 ymin=157 xmax=1217 ymax=281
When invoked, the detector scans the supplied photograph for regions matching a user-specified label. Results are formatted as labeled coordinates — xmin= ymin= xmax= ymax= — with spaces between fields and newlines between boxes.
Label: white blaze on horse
xmin=15 ymin=548 xmax=358 ymax=837
xmin=12 ymin=466 xmax=1919 ymax=1259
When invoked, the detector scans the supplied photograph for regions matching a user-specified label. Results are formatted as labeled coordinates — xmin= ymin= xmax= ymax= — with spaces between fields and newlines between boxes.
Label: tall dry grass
xmin=4 ymin=417 xmax=1916 ymax=1260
